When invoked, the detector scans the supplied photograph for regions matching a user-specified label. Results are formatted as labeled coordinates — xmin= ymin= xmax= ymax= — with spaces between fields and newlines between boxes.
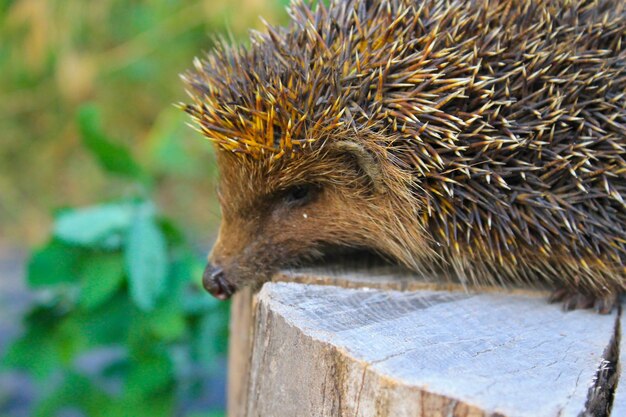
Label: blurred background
xmin=0 ymin=0 xmax=289 ymax=416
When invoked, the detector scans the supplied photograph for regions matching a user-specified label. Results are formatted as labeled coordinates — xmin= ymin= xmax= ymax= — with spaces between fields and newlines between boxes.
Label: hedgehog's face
xmin=202 ymin=141 xmax=427 ymax=299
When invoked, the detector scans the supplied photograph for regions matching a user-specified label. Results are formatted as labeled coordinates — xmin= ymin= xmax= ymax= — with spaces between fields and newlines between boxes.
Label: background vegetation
xmin=1 ymin=0 xmax=290 ymax=246
xmin=0 ymin=0 xmax=288 ymax=416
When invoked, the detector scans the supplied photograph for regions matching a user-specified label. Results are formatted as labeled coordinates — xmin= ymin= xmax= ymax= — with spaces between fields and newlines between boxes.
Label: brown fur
xmin=210 ymin=133 xmax=430 ymax=290
xmin=183 ymin=0 xmax=626 ymax=309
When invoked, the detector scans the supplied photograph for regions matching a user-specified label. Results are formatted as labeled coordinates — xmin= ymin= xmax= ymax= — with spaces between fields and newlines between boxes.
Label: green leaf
xmin=34 ymin=373 xmax=111 ymax=417
xmin=157 ymin=217 xmax=187 ymax=248
xmin=77 ymin=104 xmax=144 ymax=179
xmin=104 ymin=391 xmax=174 ymax=417
xmin=146 ymin=303 xmax=186 ymax=341
xmin=72 ymin=293 xmax=136 ymax=346
xmin=54 ymin=202 xmax=134 ymax=247
xmin=2 ymin=303 xmax=67 ymax=379
xmin=125 ymin=205 xmax=168 ymax=310
xmin=187 ymin=412 xmax=226 ymax=417
xmin=27 ymin=240 xmax=81 ymax=287
xmin=79 ymin=253 xmax=125 ymax=309
xmin=55 ymin=318 xmax=88 ymax=364
xmin=2 ymin=329 xmax=59 ymax=379
xmin=125 ymin=351 xmax=174 ymax=397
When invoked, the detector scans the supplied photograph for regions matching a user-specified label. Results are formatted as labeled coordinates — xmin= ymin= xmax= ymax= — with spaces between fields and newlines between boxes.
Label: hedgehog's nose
xmin=202 ymin=264 xmax=235 ymax=300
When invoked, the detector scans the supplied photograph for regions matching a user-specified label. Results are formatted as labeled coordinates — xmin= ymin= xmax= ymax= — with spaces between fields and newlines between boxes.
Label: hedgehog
xmin=182 ymin=0 xmax=626 ymax=312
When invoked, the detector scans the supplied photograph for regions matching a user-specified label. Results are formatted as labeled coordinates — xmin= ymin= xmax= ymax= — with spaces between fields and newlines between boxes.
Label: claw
xmin=548 ymin=287 xmax=568 ymax=303
xmin=594 ymin=295 xmax=617 ymax=315
xmin=549 ymin=287 xmax=617 ymax=314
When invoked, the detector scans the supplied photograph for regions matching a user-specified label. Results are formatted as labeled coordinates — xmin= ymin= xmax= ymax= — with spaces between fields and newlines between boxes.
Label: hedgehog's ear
xmin=330 ymin=141 xmax=386 ymax=194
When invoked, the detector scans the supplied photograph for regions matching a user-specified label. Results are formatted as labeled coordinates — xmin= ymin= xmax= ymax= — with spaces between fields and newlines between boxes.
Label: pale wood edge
xmin=274 ymin=267 xmax=552 ymax=298
xmin=227 ymin=286 xmax=255 ymax=417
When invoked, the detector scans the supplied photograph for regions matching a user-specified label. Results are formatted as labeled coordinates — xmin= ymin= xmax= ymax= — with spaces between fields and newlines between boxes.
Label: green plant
xmin=0 ymin=0 xmax=289 ymax=246
xmin=1 ymin=104 xmax=229 ymax=417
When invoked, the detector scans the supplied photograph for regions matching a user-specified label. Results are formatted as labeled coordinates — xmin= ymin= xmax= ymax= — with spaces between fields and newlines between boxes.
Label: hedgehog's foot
xmin=548 ymin=287 xmax=618 ymax=314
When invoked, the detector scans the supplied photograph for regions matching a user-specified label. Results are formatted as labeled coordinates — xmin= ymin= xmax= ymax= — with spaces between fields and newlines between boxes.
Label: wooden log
xmin=227 ymin=267 xmax=622 ymax=417
xmin=227 ymin=286 xmax=255 ymax=416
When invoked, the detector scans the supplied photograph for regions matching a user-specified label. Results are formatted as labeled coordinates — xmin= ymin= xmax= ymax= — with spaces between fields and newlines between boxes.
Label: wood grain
xmin=227 ymin=266 xmax=622 ymax=417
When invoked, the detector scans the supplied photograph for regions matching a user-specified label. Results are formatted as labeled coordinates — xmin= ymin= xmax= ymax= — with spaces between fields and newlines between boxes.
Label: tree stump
xmin=227 ymin=264 xmax=623 ymax=417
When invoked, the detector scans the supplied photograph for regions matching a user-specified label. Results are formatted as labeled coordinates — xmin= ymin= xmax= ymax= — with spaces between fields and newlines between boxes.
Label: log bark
xmin=227 ymin=266 xmax=623 ymax=417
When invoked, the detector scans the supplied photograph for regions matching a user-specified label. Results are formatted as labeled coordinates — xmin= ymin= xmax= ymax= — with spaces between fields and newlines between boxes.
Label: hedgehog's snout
xmin=202 ymin=264 xmax=236 ymax=300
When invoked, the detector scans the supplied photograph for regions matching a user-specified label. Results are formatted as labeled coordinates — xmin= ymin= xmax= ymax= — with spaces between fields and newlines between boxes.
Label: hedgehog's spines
xmin=185 ymin=0 xmax=626 ymax=294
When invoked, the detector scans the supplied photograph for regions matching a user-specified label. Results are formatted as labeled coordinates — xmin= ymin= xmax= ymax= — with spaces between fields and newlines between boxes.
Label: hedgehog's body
xmin=185 ymin=0 xmax=626 ymax=310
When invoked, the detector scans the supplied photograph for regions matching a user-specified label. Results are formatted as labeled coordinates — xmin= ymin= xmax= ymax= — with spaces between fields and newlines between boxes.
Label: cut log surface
xmin=227 ymin=266 xmax=623 ymax=417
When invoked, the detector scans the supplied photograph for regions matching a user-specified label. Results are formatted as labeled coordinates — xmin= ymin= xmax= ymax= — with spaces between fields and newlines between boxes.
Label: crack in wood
xmin=353 ymin=363 xmax=369 ymax=417
xmin=582 ymin=304 xmax=621 ymax=417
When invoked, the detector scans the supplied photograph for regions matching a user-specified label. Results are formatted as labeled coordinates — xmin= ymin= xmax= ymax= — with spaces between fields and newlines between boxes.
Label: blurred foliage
xmin=1 ymin=1 xmax=291 ymax=415
xmin=0 ymin=0 xmax=289 ymax=246
xmin=2 ymin=104 xmax=231 ymax=417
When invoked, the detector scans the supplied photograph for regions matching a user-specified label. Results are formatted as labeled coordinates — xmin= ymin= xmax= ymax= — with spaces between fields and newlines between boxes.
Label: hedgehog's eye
xmin=284 ymin=184 xmax=314 ymax=206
